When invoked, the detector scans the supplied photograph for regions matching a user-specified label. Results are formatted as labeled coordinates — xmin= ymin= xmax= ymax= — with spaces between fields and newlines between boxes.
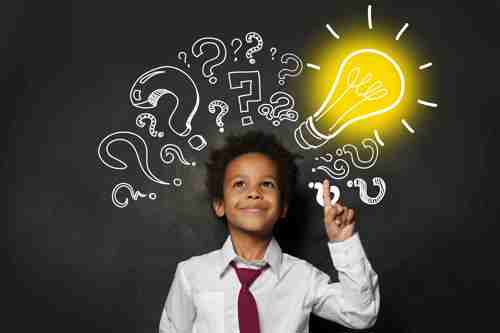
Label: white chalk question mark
xmin=312 ymin=158 xmax=350 ymax=180
xmin=257 ymin=91 xmax=298 ymax=126
xmin=111 ymin=182 xmax=157 ymax=208
xmin=257 ymin=103 xmax=273 ymax=121
xmin=308 ymin=181 xmax=340 ymax=207
xmin=177 ymin=51 xmax=190 ymax=68
xmin=268 ymin=91 xmax=298 ymax=126
xmin=278 ymin=53 xmax=304 ymax=85
xmin=129 ymin=65 xmax=200 ymax=139
xmin=270 ymin=47 xmax=277 ymax=60
xmin=208 ymin=100 xmax=229 ymax=133
xmin=135 ymin=113 xmax=164 ymax=138
xmin=97 ymin=131 xmax=171 ymax=185
xmin=191 ymin=37 xmax=227 ymax=84
xmin=160 ymin=143 xmax=195 ymax=166
xmin=245 ymin=32 xmax=264 ymax=64
xmin=231 ymin=38 xmax=243 ymax=62
xmin=337 ymin=138 xmax=379 ymax=170
xmin=347 ymin=177 xmax=386 ymax=205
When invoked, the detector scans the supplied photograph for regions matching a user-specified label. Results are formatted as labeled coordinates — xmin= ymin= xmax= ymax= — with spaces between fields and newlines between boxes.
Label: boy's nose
xmin=247 ymin=186 xmax=262 ymax=199
xmin=247 ymin=192 xmax=262 ymax=199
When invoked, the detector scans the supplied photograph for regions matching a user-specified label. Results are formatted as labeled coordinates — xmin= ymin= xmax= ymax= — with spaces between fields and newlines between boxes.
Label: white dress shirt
xmin=159 ymin=232 xmax=379 ymax=333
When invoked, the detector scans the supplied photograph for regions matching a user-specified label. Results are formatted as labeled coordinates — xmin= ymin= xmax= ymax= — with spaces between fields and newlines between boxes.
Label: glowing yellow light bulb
xmin=295 ymin=48 xmax=405 ymax=149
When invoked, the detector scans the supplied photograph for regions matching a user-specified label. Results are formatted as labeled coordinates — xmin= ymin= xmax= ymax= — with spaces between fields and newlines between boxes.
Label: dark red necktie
xmin=230 ymin=261 xmax=269 ymax=333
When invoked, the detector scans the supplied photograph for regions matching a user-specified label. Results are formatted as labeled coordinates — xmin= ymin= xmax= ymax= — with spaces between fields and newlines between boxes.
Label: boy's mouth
xmin=239 ymin=205 xmax=267 ymax=214
xmin=240 ymin=208 xmax=265 ymax=214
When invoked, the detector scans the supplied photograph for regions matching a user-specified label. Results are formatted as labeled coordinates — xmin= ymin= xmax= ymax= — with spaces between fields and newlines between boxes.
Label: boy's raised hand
xmin=322 ymin=179 xmax=356 ymax=242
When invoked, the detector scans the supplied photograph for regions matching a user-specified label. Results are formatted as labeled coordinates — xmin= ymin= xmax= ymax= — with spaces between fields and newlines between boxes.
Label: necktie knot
xmin=230 ymin=261 xmax=269 ymax=289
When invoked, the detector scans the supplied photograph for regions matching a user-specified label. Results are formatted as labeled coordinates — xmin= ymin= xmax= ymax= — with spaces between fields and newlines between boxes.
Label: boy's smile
xmin=212 ymin=152 xmax=288 ymax=238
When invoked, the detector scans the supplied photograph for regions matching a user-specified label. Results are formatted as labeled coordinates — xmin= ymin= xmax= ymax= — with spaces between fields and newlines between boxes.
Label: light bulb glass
xmin=295 ymin=48 xmax=405 ymax=149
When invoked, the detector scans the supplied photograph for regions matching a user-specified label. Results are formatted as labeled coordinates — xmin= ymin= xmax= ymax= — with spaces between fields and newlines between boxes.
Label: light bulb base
xmin=294 ymin=117 xmax=329 ymax=150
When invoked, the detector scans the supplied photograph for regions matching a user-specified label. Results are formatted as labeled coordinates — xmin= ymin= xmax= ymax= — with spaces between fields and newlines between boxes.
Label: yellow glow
xmin=301 ymin=23 xmax=431 ymax=147
xmin=312 ymin=48 xmax=404 ymax=140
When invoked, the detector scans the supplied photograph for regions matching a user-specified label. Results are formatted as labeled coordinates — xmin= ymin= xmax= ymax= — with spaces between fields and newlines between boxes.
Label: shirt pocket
xmin=193 ymin=291 xmax=225 ymax=332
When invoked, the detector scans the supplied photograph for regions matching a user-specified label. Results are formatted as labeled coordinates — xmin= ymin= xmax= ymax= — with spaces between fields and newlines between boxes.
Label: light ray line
xmin=368 ymin=5 xmax=373 ymax=29
xmin=395 ymin=23 xmax=409 ymax=40
xmin=419 ymin=62 xmax=433 ymax=70
xmin=325 ymin=24 xmax=340 ymax=39
xmin=306 ymin=63 xmax=321 ymax=70
xmin=401 ymin=119 xmax=415 ymax=133
xmin=417 ymin=99 xmax=438 ymax=107
xmin=374 ymin=129 xmax=384 ymax=146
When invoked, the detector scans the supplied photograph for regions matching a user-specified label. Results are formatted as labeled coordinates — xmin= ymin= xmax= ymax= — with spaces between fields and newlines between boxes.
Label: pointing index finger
xmin=322 ymin=179 xmax=332 ymax=210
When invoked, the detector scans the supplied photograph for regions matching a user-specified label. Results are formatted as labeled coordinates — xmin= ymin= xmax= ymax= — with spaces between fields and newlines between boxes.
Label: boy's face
xmin=212 ymin=152 xmax=288 ymax=238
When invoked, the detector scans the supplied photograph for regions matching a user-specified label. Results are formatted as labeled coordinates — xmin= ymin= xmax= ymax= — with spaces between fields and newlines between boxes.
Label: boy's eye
xmin=262 ymin=181 xmax=276 ymax=188
xmin=232 ymin=180 xmax=276 ymax=189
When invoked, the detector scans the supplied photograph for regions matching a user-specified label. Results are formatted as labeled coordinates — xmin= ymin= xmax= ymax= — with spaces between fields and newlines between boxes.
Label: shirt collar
xmin=218 ymin=234 xmax=283 ymax=280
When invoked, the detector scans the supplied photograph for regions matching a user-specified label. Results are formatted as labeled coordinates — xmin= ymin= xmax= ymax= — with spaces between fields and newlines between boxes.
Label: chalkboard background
xmin=5 ymin=1 xmax=498 ymax=332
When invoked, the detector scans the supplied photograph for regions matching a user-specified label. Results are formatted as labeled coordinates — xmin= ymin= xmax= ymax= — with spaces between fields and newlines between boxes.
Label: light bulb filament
xmin=316 ymin=67 xmax=389 ymax=131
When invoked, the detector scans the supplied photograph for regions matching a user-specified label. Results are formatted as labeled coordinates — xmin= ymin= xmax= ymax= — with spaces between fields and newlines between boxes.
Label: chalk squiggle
xmin=308 ymin=181 xmax=341 ymax=206
xmin=313 ymin=136 xmax=379 ymax=180
xmin=319 ymin=153 xmax=334 ymax=162
xmin=111 ymin=182 xmax=157 ymax=208
xmin=347 ymin=177 xmax=386 ymax=205
xmin=136 ymin=113 xmax=164 ymax=138
xmin=97 ymin=131 xmax=170 ymax=185
xmin=312 ymin=158 xmax=350 ymax=180
xmin=341 ymin=137 xmax=379 ymax=169
xmin=160 ymin=143 xmax=195 ymax=166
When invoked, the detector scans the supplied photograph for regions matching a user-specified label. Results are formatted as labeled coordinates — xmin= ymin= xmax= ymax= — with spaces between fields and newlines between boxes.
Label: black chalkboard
xmin=6 ymin=1 xmax=498 ymax=332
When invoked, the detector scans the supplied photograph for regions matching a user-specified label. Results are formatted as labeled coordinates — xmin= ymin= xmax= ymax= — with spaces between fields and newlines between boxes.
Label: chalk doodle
xmin=94 ymin=3 xmax=438 ymax=213
xmin=257 ymin=104 xmax=273 ymax=121
xmin=208 ymin=100 xmax=229 ymax=133
xmin=347 ymin=177 xmax=386 ymax=205
xmin=270 ymin=47 xmax=277 ymax=60
xmin=177 ymin=51 xmax=190 ymax=68
xmin=135 ymin=113 xmax=164 ymax=138
xmin=245 ymin=32 xmax=264 ymax=64
xmin=312 ymin=137 xmax=380 ymax=181
xmin=278 ymin=53 xmax=304 ymax=86
xmin=337 ymin=137 xmax=379 ymax=169
xmin=308 ymin=181 xmax=341 ymax=207
xmin=97 ymin=131 xmax=171 ymax=186
xmin=227 ymin=70 xmax=262 ymax=126
xmin=317 ymin=153 xmax=334 ymax=163
xmin=160 ymin=144 xmax=196 ymax=166
xmin=257 ymin=91 xmax=298 ymax=126
xmin=231 ymin=38 xmax=243 ymax=62
xmin=111 ymin=182 xmax=157 ymax=208
xmin=191 ymin=37 xmax=227 ymax=84
xmin=187 ymin=134 xmax=207 ymax=151
xmin=312 ymin=159 xmax=350 ymax=180
xmin=129 ymin=66 xmax=200 ymax=139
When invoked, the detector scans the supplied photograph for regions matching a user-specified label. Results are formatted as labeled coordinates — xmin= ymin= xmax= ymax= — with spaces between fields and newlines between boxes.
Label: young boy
xmin=159 ymin=130 xmax=380 ymax=333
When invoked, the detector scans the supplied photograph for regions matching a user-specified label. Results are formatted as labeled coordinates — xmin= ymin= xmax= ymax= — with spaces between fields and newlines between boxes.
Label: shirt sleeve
xmin=159 ymin=261 xmax=196 ymax=333
xmin=305 ymin=232 xmax=380 ymax=330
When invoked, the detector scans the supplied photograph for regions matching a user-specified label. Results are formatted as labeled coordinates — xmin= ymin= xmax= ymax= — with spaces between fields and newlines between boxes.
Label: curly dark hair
xmin=205 ymin=130 xmax=302 ymax=222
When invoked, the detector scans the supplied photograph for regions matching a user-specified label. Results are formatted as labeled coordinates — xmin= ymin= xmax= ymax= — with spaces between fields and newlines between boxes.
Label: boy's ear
xmin=280 ymin=202 xmax=288 ymax=219
xmin=212 ymin=198 xmax=225 ymax=217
